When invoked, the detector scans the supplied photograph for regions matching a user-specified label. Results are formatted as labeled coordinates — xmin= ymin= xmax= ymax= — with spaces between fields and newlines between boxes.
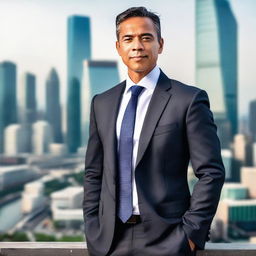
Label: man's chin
xmin=130 ymin=66 xmax=149 ymax=73
xmin=131 ymin=66 xmax=155 ymax=75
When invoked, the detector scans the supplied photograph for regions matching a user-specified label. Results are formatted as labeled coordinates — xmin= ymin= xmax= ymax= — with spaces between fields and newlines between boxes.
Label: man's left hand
xmin=188 ymin=239 xmax=195 ymax=251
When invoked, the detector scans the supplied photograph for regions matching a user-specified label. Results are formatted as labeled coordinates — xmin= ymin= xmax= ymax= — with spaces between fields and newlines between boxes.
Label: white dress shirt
xmin=116 ymin=65 xmax=160 ymax=215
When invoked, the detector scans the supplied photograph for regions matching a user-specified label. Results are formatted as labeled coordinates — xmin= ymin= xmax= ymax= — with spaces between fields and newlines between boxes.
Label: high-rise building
xmin=221 ymin=149 xmax=232 ymax=180
xmin=17 ymin=72 xmax=37 ymax=153
xmin=49 ymin=143 xmax=68 ymax=156
xmin=0 ymin=61 xmax=17 ymax=153
xmin=67 ymin=15 xmax=91 ymax=153
xmin=195 ymin=0 xmax=238 ymax=148
xmin=241 ymin=167 xmax=256 ymax=198
xmin=20 ymin=72 xmax=37 ymax=124
xmin=46 ymin=68 xmax=63 ymax=143
xmin=233 ymin=134 xmax=253 ymax=166
xmin=81 ymin=60 xmax=120 ymax=146
xmin=4 ymin=124 xmax=31 ymax=155
xmin=253 ymin=143 xmax=256 ymax=167
xmin=32 ymin=121 xmax=53 ymax=155
xmin=249 ymin=99 xmax=256 ymax=141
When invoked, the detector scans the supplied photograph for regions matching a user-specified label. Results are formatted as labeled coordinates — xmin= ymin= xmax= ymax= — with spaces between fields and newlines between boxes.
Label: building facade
xmin=46 ymin=68 xmax=63 ymax=143
xmin=196 ymin=0 xmax=238 ymax=148
xmin=0 ymin=61 xmax=17 ymax=153
xmin=67 ymin=16 xmax=91 ymax=153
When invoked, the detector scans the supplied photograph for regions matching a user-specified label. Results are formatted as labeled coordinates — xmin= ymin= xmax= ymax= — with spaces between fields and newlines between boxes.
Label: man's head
xmin=115 ymin=7 xmax=164 ymax=82
xmin=116 ymin=7 xmax=161 ymax=43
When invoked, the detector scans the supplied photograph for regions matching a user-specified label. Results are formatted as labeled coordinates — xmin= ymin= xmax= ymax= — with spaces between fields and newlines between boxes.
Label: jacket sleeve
xmin=83 ymin=95 xmax=103 ymax=220
xmin=182 ymin=89 xmax=225 ymax=249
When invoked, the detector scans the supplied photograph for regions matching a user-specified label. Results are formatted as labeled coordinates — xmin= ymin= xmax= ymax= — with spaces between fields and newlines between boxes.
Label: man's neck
xmin=128 ymin=66 xmax=156 ymax=84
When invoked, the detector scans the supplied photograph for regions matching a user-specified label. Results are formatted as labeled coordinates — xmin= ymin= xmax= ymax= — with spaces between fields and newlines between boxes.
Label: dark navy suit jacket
xmin=83 ymin=71 xmax=225 ymax=256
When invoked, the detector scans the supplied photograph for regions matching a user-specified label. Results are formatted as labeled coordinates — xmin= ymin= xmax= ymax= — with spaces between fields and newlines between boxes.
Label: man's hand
xmin=188 ymin=239 xmax=195 ymax=251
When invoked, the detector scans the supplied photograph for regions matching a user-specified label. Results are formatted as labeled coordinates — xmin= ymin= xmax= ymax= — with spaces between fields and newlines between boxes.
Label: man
xmin=83 ymin=6 xmax=225 ymax=256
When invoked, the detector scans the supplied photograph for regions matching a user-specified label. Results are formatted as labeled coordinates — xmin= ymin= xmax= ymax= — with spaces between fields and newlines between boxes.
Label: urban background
xmin=0 ymin=0 xmax=256 ymax=244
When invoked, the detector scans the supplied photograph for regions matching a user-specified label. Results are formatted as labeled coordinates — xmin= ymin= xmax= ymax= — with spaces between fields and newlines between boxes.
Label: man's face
xmin=116 ymin=17 xmax=164 ymax=79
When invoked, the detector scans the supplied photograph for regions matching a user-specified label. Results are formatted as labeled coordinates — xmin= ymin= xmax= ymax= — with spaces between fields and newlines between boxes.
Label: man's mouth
xmin=130 ymin=56 xmax=147 ymax=60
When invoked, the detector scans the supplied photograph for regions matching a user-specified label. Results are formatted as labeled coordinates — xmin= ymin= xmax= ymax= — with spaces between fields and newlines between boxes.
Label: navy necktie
xmin=118 ymin=85 xmax=144 ymax=223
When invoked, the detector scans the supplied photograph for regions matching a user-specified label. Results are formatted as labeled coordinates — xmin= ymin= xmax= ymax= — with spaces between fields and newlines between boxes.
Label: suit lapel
xmin=135 ymin=71 xmax=173 ymax=169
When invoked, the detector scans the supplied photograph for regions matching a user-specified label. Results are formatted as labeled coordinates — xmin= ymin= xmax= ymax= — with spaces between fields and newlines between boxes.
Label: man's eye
xmin=124 ymin=38 xmax=132 ymax=42
xmin=142 ymin=37 xmax=151 ymax=41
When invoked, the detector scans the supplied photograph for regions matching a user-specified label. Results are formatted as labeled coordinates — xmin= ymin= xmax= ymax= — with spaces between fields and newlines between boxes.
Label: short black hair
xmin=116 ymin=7 xmax=161 ymax=42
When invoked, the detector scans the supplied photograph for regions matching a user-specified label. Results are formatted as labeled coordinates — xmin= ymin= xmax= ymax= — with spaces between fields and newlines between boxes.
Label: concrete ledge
xmin=1 ymin=242 xmax=256 ymax=256
xmin=0 ymin=242 xmax=88 ymax=256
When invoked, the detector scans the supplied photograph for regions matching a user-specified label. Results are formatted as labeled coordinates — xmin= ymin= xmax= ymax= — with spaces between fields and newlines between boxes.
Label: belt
xmin=125 ymin=215 xmax=141 ymax=224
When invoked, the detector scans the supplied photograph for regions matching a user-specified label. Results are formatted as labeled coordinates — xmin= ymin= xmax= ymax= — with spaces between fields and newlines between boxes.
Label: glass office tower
xmin=196 ymin=0 xmax=238 ymax=148
xmin=0 ymin=61 xmax=17 ymax=153
xmin=67 ymin=15 xmax=91 ymax=153
xmin=20 ymin=72 xmax=37 ymax=124
xmin=249 ymin=99 xmax=256 ymax=142
xmin=81 ymin=60 xmax=120 ymax=146
xmin=46 ymin=68 xmax=63 ymax=143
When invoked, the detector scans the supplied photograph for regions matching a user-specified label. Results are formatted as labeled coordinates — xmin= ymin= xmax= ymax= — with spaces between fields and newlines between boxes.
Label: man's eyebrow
xmin=121 ymin=33 xmax=154 ymax=39
xmin=140 ymin=33 xmax=154 ymax=37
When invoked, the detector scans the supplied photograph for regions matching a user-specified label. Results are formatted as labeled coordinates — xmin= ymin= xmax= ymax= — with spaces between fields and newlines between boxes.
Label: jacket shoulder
xmin=169 ymin=78 xmax=210 ymax=112
xmin=170 ymin=79 xmax=201 ymax=97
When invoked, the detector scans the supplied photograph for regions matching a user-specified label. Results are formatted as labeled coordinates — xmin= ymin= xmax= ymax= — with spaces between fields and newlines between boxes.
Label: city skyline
xmin=1 ymin=1 xmax=256 ymax=243
xmin=0 ymin=0 xmax=255 ymax=118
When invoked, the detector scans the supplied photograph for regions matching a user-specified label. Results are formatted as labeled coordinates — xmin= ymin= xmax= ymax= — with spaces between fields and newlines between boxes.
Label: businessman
xmin=83 ymin=7 xmax=225 ymax=256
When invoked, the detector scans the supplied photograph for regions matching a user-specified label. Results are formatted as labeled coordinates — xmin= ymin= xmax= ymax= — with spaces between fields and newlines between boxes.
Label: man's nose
xmin=132 ymin=38 xmax=144 ymax=51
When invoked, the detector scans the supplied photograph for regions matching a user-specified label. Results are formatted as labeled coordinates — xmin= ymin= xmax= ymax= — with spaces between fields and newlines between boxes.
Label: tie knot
xmin=130 ymin=85 xmax=144 ymax=97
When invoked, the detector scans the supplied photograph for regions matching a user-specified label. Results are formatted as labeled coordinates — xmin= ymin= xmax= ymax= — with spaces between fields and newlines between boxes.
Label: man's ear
xmin=116 ymin=41 xmax=121 ymax=56
xmin=158 ymin=38 xmax=164 ymax=54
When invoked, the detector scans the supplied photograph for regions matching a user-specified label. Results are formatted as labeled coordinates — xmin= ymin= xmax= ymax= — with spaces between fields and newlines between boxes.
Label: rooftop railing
xmin=1 ymin=242 xmax=256 ymax=256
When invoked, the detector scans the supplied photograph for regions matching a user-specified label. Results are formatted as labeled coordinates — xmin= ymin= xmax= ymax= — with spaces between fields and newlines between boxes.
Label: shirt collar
xmin=124 ymin=65 xmax=160 ymax=94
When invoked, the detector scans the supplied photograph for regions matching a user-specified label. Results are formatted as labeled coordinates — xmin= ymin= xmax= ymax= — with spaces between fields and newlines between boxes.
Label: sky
xmin=0 ymin=0 xmax=255 ymax=117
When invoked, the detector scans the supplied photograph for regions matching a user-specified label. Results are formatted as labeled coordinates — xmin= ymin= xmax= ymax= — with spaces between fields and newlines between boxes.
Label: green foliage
xmin=35 ymin=233 xmax=56 ymax=241
xmin=12 ymin=232 xmax=29 ymax=241
xmin=44 ymin=180 xmax=71 ymax=196
xmin=0 ymin=232 xmax=85 ymax=242
xmin=58 ymin=235 xmax=85 ymax=242
xmin=0 ymin=232 xmax=29 ymax=241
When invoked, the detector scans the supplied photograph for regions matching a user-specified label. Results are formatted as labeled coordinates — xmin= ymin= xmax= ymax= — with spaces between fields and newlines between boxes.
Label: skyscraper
xmin=196 ymin=0 xmax=238 ymax=148
xmin=81 ymin=60 xmax=120 ymax=146
xmin=0 ymin=61 xmax=17 ymax=153
xmin=67 ymin=15 xmax=91 ymax=153
xmin=249 ymin=99 xmax=256 ymax=141
xmin=32 ymin=121 xmax=53 ymax=155
xmin=18 ymin=72 xmax=37 ymax=153
xmin=20 ymin=72 xmax=37 ymax=124
xmin=46 ymin=68 xmax=63 ymax=143
xmin=4 ymin=124 xmax=28 ymax=155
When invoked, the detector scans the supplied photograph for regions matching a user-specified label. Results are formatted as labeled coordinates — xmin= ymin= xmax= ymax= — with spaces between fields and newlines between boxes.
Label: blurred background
xmin=0 ymin=0 xmax=256 ymax=243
